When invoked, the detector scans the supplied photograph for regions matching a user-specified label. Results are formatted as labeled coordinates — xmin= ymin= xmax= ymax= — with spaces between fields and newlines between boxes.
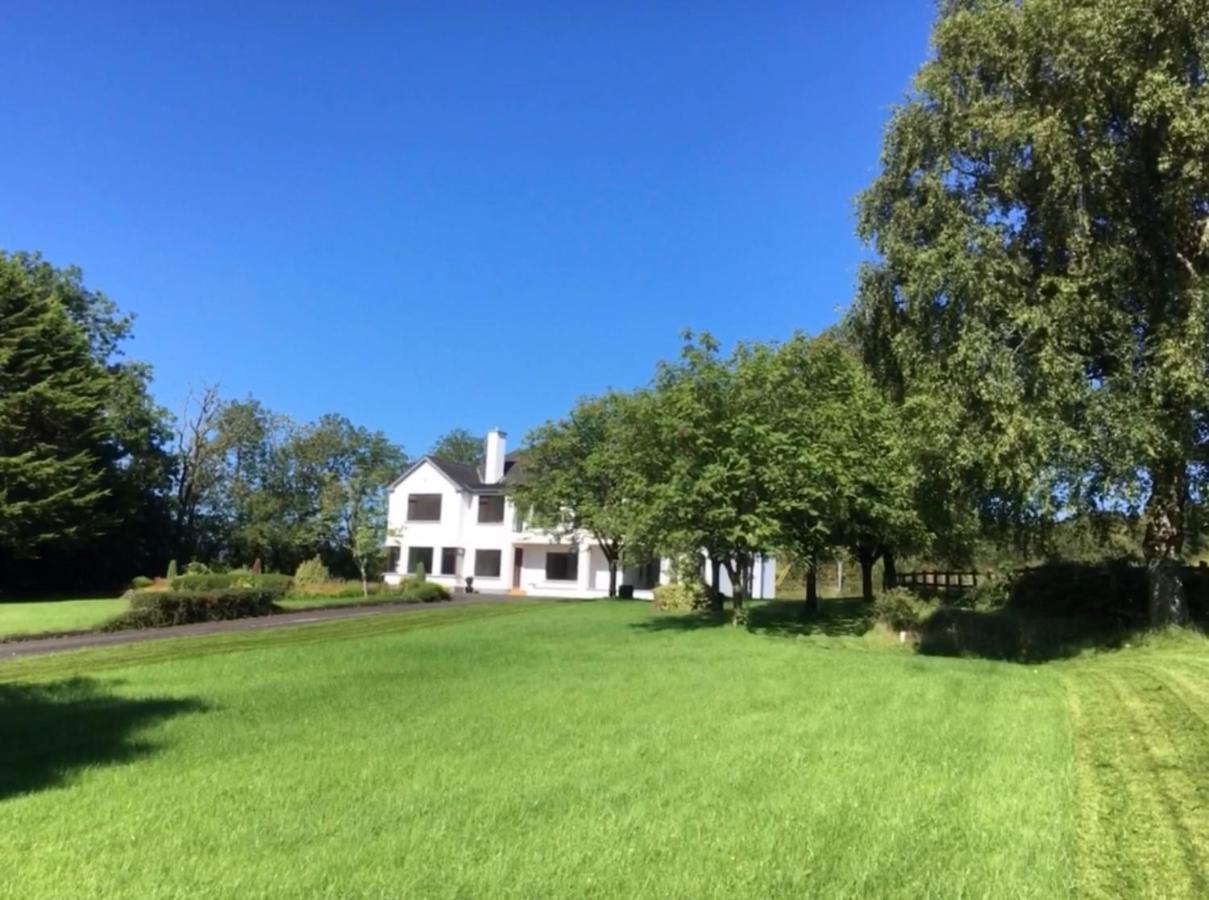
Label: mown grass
xmin=0 ymin=600 xmax=1081 ymax=899
xmin=0 ymin=597 xmax=127 ymax=638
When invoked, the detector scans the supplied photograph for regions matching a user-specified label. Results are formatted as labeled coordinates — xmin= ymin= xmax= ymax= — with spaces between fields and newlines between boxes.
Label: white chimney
xmin=484 ymin=428 xmax=507 ymax=483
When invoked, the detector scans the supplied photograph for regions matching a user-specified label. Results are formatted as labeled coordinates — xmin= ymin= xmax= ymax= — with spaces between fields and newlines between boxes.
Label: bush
xmin=103 ymin=588 xmax=282 ymax=631
xmin=414 ymin=561 xmax=427 ymax=582
xmin=873 ymin=587 xmax=937 ymax=632
xmin=653 ymin=581 xmax=711 ymax=612
xmin=166 ymin=559 xmax=178 ymax=580
xmin=399 ymin=580 xmax=451 ymax=603
xmin=964 ymin=574 xmax=1011 ymax=612
xmin=130 ymin=575 xmax=153 ymax=590
xmin=294 ymin=556 xmax=331 ymax=585
xmin=171 ymin=572 xmax=293 ymax=594
xmin=185 ymin=561 xmax=212 ymax=575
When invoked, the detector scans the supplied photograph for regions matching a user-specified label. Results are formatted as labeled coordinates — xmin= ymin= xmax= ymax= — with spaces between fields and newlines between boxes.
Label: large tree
xmin=511 ymin=392 xmax=646 ymax=597
xmin=854 ymin=0 xmax=1209 ymax=624
xmin=0 ymin=254 xmax=111 ymax=572
xmin=641 ymin=333 xmax=782 ymax=616
xmin=759 ymin=334 xmax=922 ymax=607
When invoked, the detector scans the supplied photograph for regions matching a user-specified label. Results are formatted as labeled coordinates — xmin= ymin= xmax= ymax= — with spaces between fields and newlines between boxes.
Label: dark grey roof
xmin=389 ymin=453 xmax=525 ymax=493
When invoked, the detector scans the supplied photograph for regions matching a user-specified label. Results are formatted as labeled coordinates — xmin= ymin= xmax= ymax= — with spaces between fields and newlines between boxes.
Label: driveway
xmin=0 ymin=593 xmax=523 ymax=660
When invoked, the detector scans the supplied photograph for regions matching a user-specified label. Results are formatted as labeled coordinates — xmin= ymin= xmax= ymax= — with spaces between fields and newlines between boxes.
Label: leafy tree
xmin=640 ymin=333 xmax=782 ymax=616
xmin=428 ymin=428 xmax=484 ymax=467
xmin=512 ymin=392 xmax=647 ymax=597
xmin=315 ymin=416 xmax=406 ymax=596
xmin=854 ymin=0 xmax=1209 ymax=624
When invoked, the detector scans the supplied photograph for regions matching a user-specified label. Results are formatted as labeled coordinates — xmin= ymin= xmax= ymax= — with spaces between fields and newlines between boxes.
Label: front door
xmin=512 ymin=548 xmax=524 ymax=589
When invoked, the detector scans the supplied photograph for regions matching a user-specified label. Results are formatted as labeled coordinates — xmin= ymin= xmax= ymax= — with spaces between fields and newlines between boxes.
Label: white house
xmin=384 ymin=428 xmax=775 ymax=600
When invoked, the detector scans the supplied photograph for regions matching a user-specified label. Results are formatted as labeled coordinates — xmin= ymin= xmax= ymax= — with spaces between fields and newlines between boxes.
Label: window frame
xmin=439 ymin=547 xmax=460 ymax=576
xmin=545 ymin=550 xmax=579 ymax=582
xmin=477 ymin=494 xmax=506 ymax=524
xmin=474 ymin=549 xmax=502 ymax=578
xmin=406 ymin=493 xmax=443 ymax=522
xmin=406 ymin=546 xmax=434 ymax=575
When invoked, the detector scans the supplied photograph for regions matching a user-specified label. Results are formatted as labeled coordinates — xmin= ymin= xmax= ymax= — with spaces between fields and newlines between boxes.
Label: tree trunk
xmin=836 ymin=556 xmax=844 ymax=597
xmin=359 ymin=562 xmax=369 ymax=598
xmin=1145 ymin=462 xmax=1189 ymax=626
xmin=857 ymin=545 xmax=879 ymax=603
xmin=804 ymin=558 xmax=818 ymax=616
xmin=710 ymin=557 xmax=724 ymax=612
xmin=608 ymin=558 xmax=619 ymax=598
xmin=881 ymin=547 xmax=897 ymax=591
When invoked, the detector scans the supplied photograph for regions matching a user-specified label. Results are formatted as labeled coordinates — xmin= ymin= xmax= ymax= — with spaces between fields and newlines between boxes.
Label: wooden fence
xmin=897 ymin=571 xmax=981 ymax=593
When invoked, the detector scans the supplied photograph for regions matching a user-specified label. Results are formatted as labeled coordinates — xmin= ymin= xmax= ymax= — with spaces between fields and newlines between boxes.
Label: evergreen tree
xmin=0 ymin=254 xmax=112 ymax=575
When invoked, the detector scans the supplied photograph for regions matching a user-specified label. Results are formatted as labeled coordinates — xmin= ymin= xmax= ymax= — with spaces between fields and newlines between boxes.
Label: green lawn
xmin=0 ymin=597 xmax=127 ymax=638
xmin=1 ymin=600 xmax=1206 ymax=898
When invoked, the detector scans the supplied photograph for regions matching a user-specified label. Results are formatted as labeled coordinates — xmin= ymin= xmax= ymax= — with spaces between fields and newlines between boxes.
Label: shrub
xmin=873 ymin=587 xmax=937 ymax=632
xmin=166 ymin=559 xmax=178 ymax=580
xmin=185 ymin=561 xmax=212 ymax=575
xmin=103 ymin=588 xmax=281 ymax=631
xmin=653 ymin=581 xmax=711 ymax=612
xmin=414 ymin=561 xmax=427 ymax=582
xmin=171 ymin=572 xmax=293 ymax=594
xmin=130 ymin=575 xmax=153 ymax=590
xmin=964 ymin=574 xmax=1011 ymax=612
xmin=295 ymin=556 xmax=331 ymax=585
xmin=399 ymin=580 xmax=451 ymax=603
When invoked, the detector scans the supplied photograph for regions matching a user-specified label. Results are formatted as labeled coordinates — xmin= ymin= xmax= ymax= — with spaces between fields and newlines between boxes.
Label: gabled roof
xmin=387 ymin=453 xmax=525 ymax=493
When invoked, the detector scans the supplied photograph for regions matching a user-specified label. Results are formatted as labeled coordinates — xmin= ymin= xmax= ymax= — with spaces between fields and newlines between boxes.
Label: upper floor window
xmin=478 ymin=494 xmax=505 ymax=524
xmin=407 ymin=494 xmax=442 ymax=522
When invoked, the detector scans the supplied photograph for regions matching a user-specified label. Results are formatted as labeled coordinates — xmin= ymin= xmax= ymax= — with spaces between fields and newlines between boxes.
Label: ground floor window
xmin=440 ymin=547 xmax=459 ymax=576
xmin=632 ymin=558 xmax=661 ymax=589
xmin=546 ymin=550 xmax=578 ymax=582
xmin=385 ymin=546 xmax=400 ymax=574
xmin=474 ymin=549 xmax=502 ymax=578
xmin=407 ymin=546 xmax=434 ymax=576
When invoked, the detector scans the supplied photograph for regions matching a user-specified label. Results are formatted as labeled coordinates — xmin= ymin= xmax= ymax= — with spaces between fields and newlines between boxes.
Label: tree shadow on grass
xmin=0 ymin=678 xmax=206 ymax=801
xmin=631 ymin=598 xmax=874 ymax=638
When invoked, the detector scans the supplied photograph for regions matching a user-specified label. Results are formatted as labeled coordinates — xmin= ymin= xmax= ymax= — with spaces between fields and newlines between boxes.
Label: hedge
xmin=171 ymin=572 xmax=294 ymax=593
xmin=103 ymin=588 xmax=282 ymax=631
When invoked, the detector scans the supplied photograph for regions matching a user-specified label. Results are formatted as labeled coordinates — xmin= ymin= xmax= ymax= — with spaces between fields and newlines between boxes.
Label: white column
xmin=577 ymin=543 xmax=593 ymax=596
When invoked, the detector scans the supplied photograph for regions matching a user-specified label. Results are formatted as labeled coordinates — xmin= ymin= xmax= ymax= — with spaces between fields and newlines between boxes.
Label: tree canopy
xmin=853 ymin=0 xmax=1209 ymax=624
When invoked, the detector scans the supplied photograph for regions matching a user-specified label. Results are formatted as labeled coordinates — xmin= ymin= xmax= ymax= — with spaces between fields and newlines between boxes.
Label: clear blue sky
xmin=2 ymin=1 xmax=934 ymax=455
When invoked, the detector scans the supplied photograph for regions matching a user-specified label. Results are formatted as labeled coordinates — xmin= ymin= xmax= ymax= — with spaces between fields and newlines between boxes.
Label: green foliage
xmin=294 ymin=556 xmax=331 ymax=585
xmin=184 ymin=561 xmax=212 ymax=575
xmin=853 ymin=0 xmax=1209 ymax=624
xmin=166 ymin=559 xmax=178 ymax=580
xmin=963 ymin=574 xmax=1011 ymax=612
xmin=170 ymin=572 xmax=293 ymax=594
xmin=652 ymin=581 xmax=710 ymax=612
xmin=130 ymin=576 xmax=153 ymax=590
xmin=428 ymin=427 xmax=484 ymax=466
xmin=512 ymin=391 xmax=647 ymax=597
xmin=872 ymin=587 xmax=937 ymax=632
xmin=400 ymin=580 xmax=450 ymax=603
xmin=103 ymin=588 xmax=281 ymax=630
xmin=413 ymin=561 xmax=427 ymax=582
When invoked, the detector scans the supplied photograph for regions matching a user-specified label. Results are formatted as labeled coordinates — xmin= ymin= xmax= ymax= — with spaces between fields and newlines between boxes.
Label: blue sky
xmin=2 ymin=1 xmax=934 ymax=455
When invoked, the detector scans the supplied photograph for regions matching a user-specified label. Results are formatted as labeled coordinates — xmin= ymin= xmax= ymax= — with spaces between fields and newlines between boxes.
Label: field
xmin=1 ymin=600 xmax=1207 ymax=898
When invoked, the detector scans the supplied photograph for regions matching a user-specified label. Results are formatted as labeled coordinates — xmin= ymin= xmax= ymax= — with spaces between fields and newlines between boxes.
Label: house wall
xmin=385 ymin=458 xmax=775 ymax=600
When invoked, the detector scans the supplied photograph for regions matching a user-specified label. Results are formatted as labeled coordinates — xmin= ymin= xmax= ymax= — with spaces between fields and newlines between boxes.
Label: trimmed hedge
xmin=104 ymin=588 xmax=282 ymax=631
xmin=171 ymin=572 xmax=294 ymax=593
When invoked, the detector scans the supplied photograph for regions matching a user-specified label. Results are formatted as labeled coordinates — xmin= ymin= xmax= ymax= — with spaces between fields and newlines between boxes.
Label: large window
xmin=385 ymin=546 xmax=401 ymax=574
xmin=440 ymin=547 xmax=460 ymax=576
xmin=545 ymin=551 xmax=578 ymax=582
xmin=474 ymin=549 xmax=502 ymax=578
xmin=478 ymin=494 xmax=505 ymax=524
xmin=407 ymin=494 xmax=442 ymax=522
xmin=406 ymin=547 xmax=434 ymax=575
